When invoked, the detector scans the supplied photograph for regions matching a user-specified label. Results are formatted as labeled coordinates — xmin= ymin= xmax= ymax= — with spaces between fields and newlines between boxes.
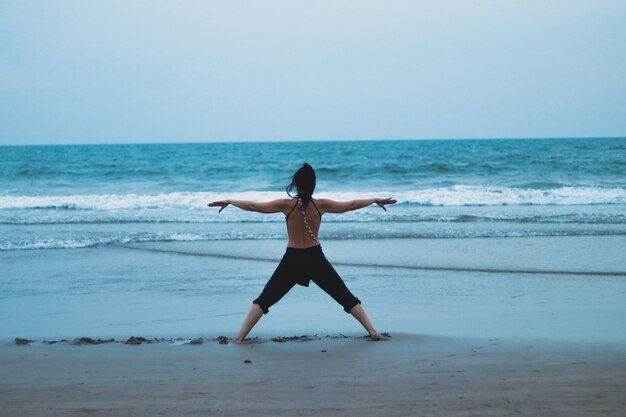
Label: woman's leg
xmin=233 ymin=254 xmax=297 ymax=342
xmin=312 ymin=254 xmax=382 ymax=340
xmin=349 ymin=304 xmax=381 ymax=340
xmin=233 ymin=303 xmax=263 ymax=342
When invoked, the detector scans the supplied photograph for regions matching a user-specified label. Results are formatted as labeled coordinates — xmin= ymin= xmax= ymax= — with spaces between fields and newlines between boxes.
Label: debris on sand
xmin=216 ymin=336 xmax=230 ymax=344
xmin=43 ymin=339 xmax=68 ymax=345
xmin=71 ymin=337 xmax=114 ymax=345
xmin=271 ymin=335 xmax=321 ymax=343
xmin=124 ymin=336 xmax=148 ymax=345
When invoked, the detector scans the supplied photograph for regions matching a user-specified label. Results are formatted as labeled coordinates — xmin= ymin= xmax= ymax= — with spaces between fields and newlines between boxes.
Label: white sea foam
xmin=0 ymin=192 xmax=244 ymax=210
xmin=0 ymin=186 xmax=625 ymax=211
xmin=0 ymin=232 xmax=278 ymax=251
xmin=396 ymin=185 xmax=626 ymax=206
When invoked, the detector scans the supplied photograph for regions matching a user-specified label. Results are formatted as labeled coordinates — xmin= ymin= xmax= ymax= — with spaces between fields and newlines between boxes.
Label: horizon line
xmin=1 ymin=135 xmax=625 ymax=147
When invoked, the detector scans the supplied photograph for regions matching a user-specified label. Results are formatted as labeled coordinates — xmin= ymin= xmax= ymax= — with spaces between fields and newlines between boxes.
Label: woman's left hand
xmin=208 ymin=200 xmax=230 ymax=213
xmin=376 ymin=197 xmax=397 ymax=211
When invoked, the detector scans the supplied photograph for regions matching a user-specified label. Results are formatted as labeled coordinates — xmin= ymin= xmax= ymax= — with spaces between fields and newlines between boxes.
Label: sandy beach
xmin=2 ymin=334 xmax=625 ymax=417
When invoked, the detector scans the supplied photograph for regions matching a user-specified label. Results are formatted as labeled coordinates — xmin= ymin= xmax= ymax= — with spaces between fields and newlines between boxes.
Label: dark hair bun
xmin=286 ymin=163 xmax=316 ymax=206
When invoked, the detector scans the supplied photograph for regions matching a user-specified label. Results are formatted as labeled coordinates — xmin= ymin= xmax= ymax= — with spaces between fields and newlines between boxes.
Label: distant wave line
xmin=117 ymin=244 xmax=626 ymax=277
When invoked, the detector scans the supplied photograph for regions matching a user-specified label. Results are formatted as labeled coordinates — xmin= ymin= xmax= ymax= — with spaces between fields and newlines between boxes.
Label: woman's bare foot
xmin=368 ymin=332 xmax=382 ymax=341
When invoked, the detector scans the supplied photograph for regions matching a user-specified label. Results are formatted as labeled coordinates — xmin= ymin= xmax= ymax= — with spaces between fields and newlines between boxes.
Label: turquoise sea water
xmin=1 ymin=138 xmax=625 ymax=250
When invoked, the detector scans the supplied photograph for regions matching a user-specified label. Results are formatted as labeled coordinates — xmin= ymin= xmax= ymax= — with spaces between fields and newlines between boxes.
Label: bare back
xmin=285 ymin=198 xmax=322 ymax=248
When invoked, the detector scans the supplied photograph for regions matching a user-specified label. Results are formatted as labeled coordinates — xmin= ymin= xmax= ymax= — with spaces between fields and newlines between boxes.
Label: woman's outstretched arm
xmin=317 ymin=197 xmax=397 ymax=214
xmin=208 ymin=198 xmax=292 ymax=214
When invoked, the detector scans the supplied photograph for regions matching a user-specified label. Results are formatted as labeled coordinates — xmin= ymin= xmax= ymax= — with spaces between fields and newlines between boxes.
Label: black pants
xmin=253 ymin=245 xmax=361 ymax=314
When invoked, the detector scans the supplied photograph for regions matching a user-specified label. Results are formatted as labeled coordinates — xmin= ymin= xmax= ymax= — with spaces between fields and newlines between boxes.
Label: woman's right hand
xmin=375 ymin=197 xmax=397 ymax=211
xmin=208 ymin=200 xmax=230 ymax=213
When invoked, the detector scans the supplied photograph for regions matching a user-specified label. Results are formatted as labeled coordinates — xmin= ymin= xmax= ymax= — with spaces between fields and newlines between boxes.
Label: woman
xmin=209 ymin=163 xmax=396 ymax=342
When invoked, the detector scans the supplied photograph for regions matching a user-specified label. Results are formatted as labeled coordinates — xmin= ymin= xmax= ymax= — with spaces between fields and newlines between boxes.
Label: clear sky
xmin=1 ymin=0 xmax=625 ymax=145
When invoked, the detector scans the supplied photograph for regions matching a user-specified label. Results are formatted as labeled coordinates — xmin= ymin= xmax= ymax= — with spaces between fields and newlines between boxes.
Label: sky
xmin=1 ymin=0 xmax=625 ymax=145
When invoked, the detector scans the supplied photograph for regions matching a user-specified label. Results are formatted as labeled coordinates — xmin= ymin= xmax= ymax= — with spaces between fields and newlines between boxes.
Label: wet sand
xmin=2 ymin=236 xmax=625 ymax=342
xmin=2 ymin=334 xmax=625 ymax=417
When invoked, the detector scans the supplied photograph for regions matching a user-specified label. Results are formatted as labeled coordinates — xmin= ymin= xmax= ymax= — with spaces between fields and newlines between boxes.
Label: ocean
xmin=1 ymin=138 xmax=625 ymax=250
xmin=1 ymin=138 xmax=625 ymax=341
